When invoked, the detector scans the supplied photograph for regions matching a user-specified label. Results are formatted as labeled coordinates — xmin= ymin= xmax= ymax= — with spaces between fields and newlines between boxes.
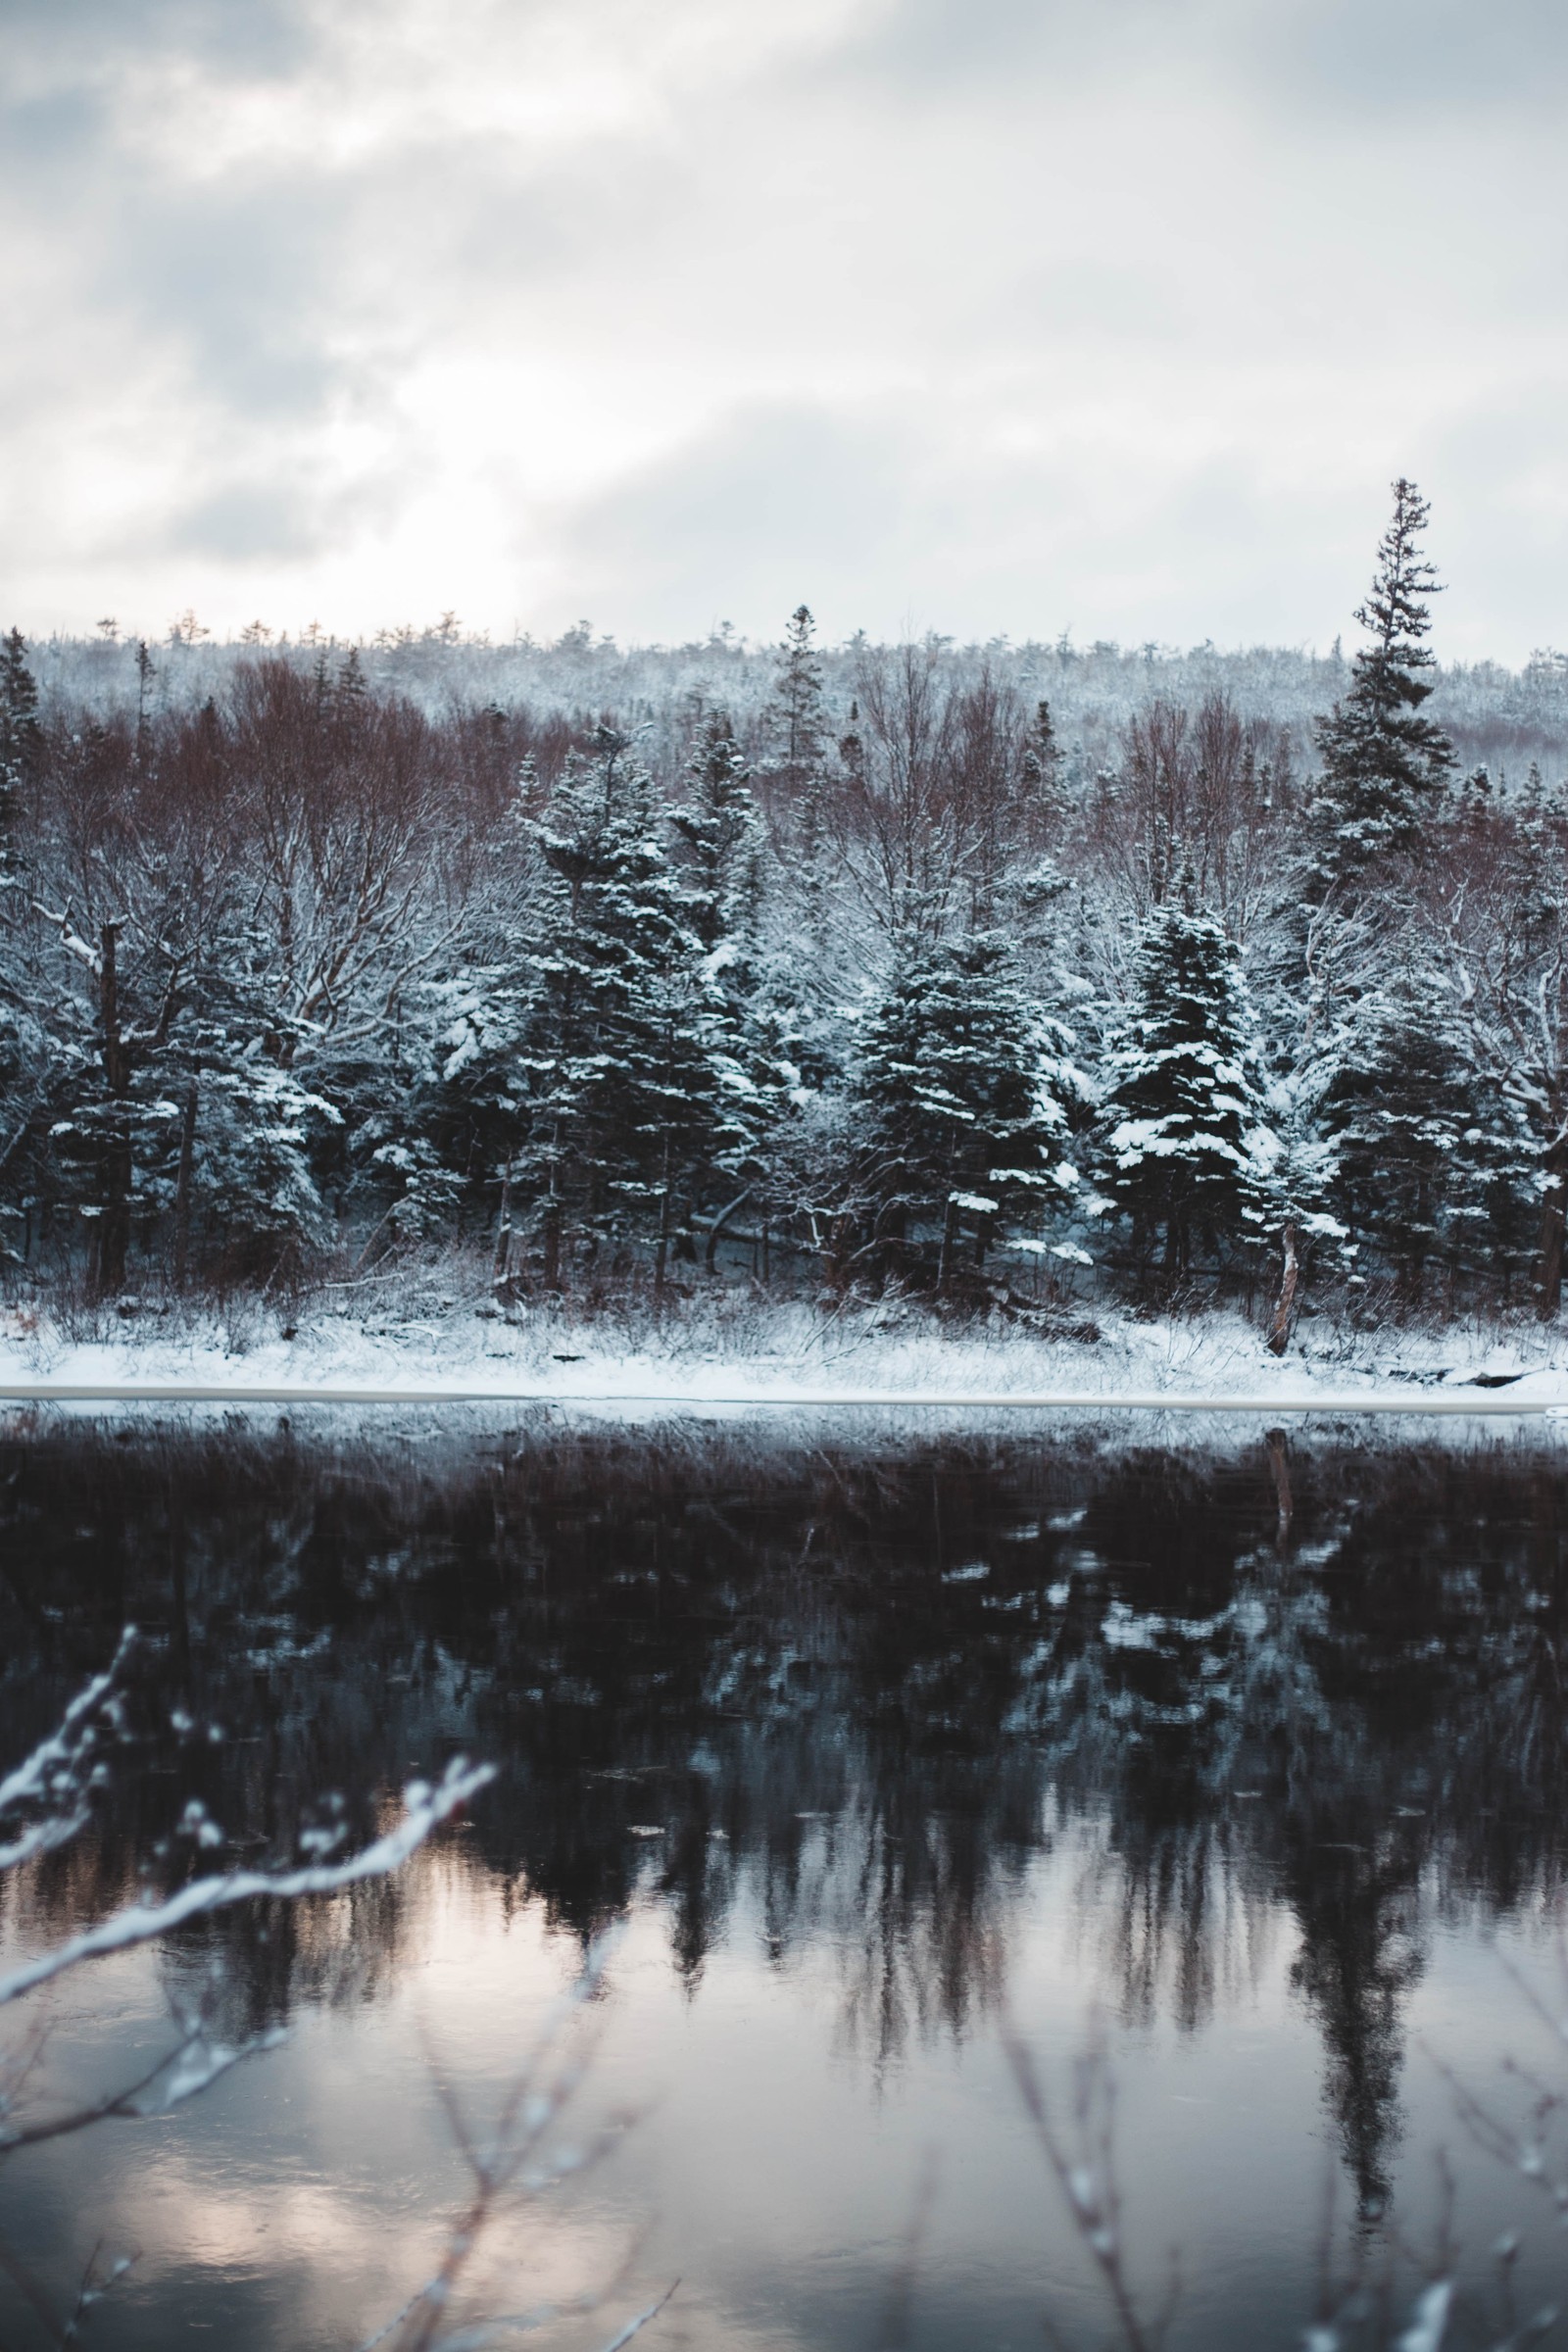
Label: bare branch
xmin=0 ymin=1758 xmax=494 ymax=2008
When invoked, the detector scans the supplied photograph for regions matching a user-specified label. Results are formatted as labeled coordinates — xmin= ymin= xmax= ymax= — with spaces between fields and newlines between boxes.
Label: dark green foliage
xmin=519 ymin=727 xmax=741 ymax=1279
xmin=1311 ymin=480 xmax=1455 ymax=885
xmin=763 ymin=605 xmax=827 ymax=801
xmin=1100 ymin=884 xmax=1265 ymax=1272
xmin=1323 ymin=975 xmax=1523 ymax=1298
xmin=671 ymin=711 xmax=762 ymax=958
xmin=855 ymin=927 xmax=1072 ymax=1288
xmin=0 ymin=628 xmax=39 ymax=885
xmin=5 ymin=554 xmax=1567 ymax=1325
xmin=1020 ymin=698 xmax=1070 ymax=835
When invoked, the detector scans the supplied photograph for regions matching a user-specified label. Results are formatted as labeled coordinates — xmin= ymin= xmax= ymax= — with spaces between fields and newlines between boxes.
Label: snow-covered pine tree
xmin=1322 ymin=963 xmax=1525 ymax=1306
xmin=1441 ymin=778 xmax=1568 ymax=1316
xmin=670 ymin=711 xmax=762 ymax=958
xmin=668 ymin=711 xmax=786 ymax=1256
xmin=30 ymin=869 xmax=341 ymax=1290
xmin=762 ymin=606 xmax=827 ymax=808
xmin=761 ymin=606 xmax=836 ymax=935
xmin=854 ymin=927 xmax=1075 ymax=1293
xmin=1019 ymin=699 xmax=1071 ymax=839
xmin=0 ymin=629 xmax=39 ymax=891
xmin=1099 ymin=874 xmax=1266 ymax=1278
xmin=520 ymin=727 xmax=733 ymax=1289
xmin=1310 ymin=480 xmax=1455 ymax=888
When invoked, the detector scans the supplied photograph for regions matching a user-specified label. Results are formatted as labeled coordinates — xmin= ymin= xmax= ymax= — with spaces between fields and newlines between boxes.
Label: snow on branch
xmin=0 ymin=1756 xmax=495 ymax=2008
xmin=0 ymin=2021 xmax=288 ymax=2151
xmin=0 ymin=1628 xmax=136 ymax=1873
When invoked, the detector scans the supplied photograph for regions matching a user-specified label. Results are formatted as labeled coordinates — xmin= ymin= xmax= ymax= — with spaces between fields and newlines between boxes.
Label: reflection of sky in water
xmin=4 ymin=1427 xmax=1568 ymax=2344
xmin=7 ymin=1838 xmax=1568 ymax=2348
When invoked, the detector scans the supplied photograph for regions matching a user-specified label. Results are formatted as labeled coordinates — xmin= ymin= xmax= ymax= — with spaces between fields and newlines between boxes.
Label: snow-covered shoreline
xmin=4 ymin=1298 xmax=1566 ymax=1420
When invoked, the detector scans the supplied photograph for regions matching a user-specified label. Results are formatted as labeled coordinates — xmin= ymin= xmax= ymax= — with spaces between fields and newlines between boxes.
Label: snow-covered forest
xmin=4 ymin=482 xmax=1568 ymax=1339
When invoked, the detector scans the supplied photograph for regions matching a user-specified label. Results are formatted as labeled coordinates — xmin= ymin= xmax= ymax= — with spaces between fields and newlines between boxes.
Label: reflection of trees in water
xmin=3 ymin=1422 xmax=1567 ymax=2212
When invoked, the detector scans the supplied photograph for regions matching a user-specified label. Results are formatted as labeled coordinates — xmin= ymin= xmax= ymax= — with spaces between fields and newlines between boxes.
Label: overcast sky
xmin=3 ymin=0 xmax=1565 ymax=659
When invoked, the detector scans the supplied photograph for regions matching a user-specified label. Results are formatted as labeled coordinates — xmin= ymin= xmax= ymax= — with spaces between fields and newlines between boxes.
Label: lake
xmin=3 ymin=1413 xmax=1567 ymax=2349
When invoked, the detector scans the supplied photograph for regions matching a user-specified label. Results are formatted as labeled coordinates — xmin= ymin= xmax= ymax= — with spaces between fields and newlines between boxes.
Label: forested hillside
xmin=4 ymin=483 xmax=1568 ymax=1341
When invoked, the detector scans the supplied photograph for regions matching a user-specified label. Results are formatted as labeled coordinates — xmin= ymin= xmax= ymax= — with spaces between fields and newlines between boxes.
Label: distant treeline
xmin=3 ymin=479 xmax=1568 ymax=1337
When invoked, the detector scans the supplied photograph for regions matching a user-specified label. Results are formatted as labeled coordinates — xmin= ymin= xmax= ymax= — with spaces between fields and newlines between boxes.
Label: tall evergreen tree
xmin=1100 ymin=878 xmax=1266 ymax=1275
xmin=670 ymin=711 xmax=762 ymax=957
xmin=762 ymin=606 xmax=835 ymax=919
xmin=520 ymin=728 xmax=735 ymax=1288
xmin=855 ymin=927 xmax=1074 ymax=1292
xmin=668 ymin=711 xmax=784 ymax=1247
xmin=1444 ymin=781 xmax=1568 ymax=1317
xmin=763 ymin=606 xmax=827 ymax=799
xmin=1310 ymin=480 xmax=1455 ymax=885
xmin=1322 ymin=970 xmax=1519 ymax=1302
xmin=0 ymin=629 xmax=39 ymax=889
xmin=1019 ymin=698 xmax=1070 ymax=837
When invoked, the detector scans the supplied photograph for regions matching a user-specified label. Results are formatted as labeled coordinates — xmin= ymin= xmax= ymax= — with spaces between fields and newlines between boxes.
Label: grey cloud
xmin=553 ymin=397 xmax=1397 ymax=655
xmin=1011 ymin=260 xmax=1187 ymax=343
xmin=817 ymin=0 xmax=1568 ymax=116
xmin=98 ymin=187 xmax=348 ymax=422
xmin=819 ymin=0 xmax=1179 ymax=93
xmin=168 ymin=478 xmax=338 ymax=563
xmin=0 ymin=0 xmax=1563 ymax=656
xmin=559 ymin=403 xmax=923 ymax=639
xmin=0 ymin=87 xmax=108 ymax=174
xmin=4 ymin=0 xmax=313 ymax=79
xmin=0 ymin=3 xmax=350 ymax=429
xmin=1249 ymin=0 xmax=1568 ymax=115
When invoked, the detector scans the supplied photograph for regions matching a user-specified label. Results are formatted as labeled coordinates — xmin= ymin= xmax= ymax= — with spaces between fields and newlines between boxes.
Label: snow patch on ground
xmin=2 ymin=1298 xmax=1566 ymax=1417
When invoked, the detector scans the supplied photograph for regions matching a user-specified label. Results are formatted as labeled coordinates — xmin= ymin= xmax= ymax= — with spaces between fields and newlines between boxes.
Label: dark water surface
xmin=4 ymin=1415 xmax=1568 ymax=2349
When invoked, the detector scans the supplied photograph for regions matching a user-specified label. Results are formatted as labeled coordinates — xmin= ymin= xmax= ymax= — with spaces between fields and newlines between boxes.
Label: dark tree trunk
xmin=493 ymin=1154 xmax=514 ymax=1291
xmin=654 ymin=1139 xmax=672 ymax=1300
xmin=704 ymin=1187 xmax=752 ymax=1275
xmin=1537 ymin=1139 xmax=1568 ymax=1322
xmin=1266 ymin=1427 xmax=1294 ymax=1549
xmin=173 ymin=1078 xmax=198 ymax=1289
xmin=936 ymin=1195 xmax=959 ymax=1296
xmin=94 ymin=921 xmax=131 ymax=1299
xmin=1267 ymin=1221 xmax=1299 ymax=1356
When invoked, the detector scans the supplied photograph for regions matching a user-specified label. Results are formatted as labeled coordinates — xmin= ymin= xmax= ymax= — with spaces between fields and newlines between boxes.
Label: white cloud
xmin=0 ymin=0 xmax=1564 ymax=658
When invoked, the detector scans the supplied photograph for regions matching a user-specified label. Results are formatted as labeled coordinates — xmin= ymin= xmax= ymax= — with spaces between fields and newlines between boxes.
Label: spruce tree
xmin=520 ymin=728 xmax=732 ymax=1287
xmin=670 ymin=711 xmax=762 ymax=957
xmin=1100 ymin=878 xmax=1265 ymax=1275
xmin=668 ymin=712 xmax=782 ymax=1244
xmin=762 ymin=606 xmax=834 ymax=918
xmin=0 ymin=629 xmax=39 ymax=889
xmin=1310 ymin=480 xmax=1455 ymax=886
xmin=855 ymin=927 xmax=1072 ymax=1291
xmin=763 ymin=606 xmax=827 ymax=799
xmin=1323 ymin=971 xmax=1518 ymax=1302
xmin=1019 ymin=698 xmax=1070 ymax=838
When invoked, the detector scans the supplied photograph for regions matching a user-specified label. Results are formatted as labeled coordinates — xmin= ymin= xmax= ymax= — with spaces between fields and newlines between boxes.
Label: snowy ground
xmin=3 ymin=1292 xmax=1567 ymax=1419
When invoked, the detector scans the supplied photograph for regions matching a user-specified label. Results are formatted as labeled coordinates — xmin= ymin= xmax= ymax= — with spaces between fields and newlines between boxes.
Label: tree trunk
xmin=1537 ymin=1141 xmax=1568 ymax=1323
xmin=95 ymin=921 xmax=131 ymax=1299
xmin=1267 ymin=1221 xmax=1299 ymax=1357
xmin=1266 ymin=1427 xmax=1293 ymax=1549
xmin=492 ymin=1154 xmax=514 ymax=1291
xmin=704 ymin=1186 xmax=752 ymax=1275
xmin=542 ymin=1124 xmax=564 ymax=1292
xmin=654 ymin=1139 xmax=672 ymax=1301
xmin=173 ymin=1078 xmax=198 ymax=1290
xmin=936 ymin=1196 xmax=959 ymax=1297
